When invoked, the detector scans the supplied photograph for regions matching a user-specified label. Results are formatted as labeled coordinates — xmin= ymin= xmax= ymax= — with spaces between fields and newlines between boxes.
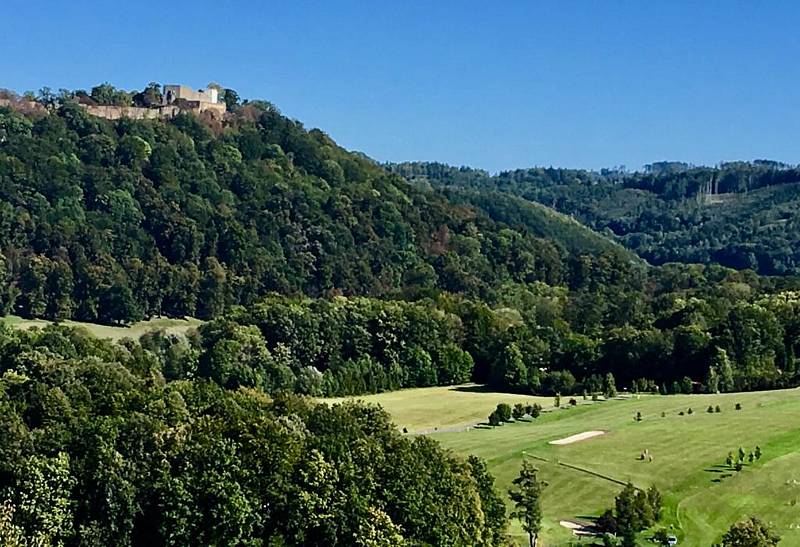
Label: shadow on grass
xmin=450 ymin=385 xmax=495 ymax=394
xmin=712 ymin=472 xmax=735 ymax=483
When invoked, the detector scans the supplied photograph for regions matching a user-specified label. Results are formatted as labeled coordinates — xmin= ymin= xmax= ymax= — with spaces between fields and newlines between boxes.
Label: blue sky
xmin=2 ymin=0 xmax=798 ymax=172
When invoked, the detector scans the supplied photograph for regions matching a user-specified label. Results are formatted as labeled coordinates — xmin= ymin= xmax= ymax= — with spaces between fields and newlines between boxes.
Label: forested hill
xmin=391 ymin=160 xmax=800 ymax=276
xmin=0 ymin=87 xmax=635 ymax=324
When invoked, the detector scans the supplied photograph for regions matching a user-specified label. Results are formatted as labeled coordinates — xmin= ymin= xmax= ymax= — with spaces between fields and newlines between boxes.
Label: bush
xmin=525 ymin=403 xmax=542 ymax=418
xmin=496 ymin=403 xmax=512 ymax=422
xmin=541 ymin=370 xmax=577 ymax=395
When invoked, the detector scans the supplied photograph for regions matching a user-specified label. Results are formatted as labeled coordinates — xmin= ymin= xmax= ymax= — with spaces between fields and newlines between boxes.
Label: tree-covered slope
xmin=0 ymin=89 xmax=639 ymax=324
xmin=391 ymin=160 xmax=800 ymax=275
xmin=440 ymin=188 xmax=637 ymax=261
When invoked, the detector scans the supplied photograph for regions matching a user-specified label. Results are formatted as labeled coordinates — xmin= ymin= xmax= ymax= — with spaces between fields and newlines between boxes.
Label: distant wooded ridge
xmin=390 ymin=160 xmax=800 ymax=276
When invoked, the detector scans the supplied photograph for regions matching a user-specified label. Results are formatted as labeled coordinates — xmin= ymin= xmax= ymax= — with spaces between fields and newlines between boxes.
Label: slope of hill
xmin=0 ymin=87 xmax=636 ymax=325
xmin=440 ymin=188 xmax=638 ymax=261
xmin=391 ymin=160 xmax=800 ymax=276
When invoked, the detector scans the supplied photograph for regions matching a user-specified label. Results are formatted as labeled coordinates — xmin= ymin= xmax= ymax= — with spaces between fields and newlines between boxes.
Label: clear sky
xmin=2 ymin=0 xmax=798 ymax=172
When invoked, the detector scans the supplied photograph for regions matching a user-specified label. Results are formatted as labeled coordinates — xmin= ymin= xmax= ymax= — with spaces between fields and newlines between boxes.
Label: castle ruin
xmin=81 ymin=83 xmax=227 ymax=121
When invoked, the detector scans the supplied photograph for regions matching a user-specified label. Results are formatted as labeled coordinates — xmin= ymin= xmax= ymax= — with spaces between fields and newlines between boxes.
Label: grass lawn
xmin=337 ymin=385 xmax=800 ymax=546
xmin=325 ymin=384 xmax=558 ymax=433
xmin=1 ymin=315 xmax=201 ymax=341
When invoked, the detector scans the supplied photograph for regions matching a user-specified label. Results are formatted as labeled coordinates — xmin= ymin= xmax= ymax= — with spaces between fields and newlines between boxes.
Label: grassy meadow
xmin=326 ymin=384 xmax=558 ymax=433
xmin=0 ymin=315 xmax=201 ymax=341
xmin=335 ymin=385 xmax=800 ymax=546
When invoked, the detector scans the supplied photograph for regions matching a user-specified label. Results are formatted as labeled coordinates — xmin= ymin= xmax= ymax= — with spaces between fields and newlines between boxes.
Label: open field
xmin=336 ymin=385 xmax=800 ymax=546
xmin=326 ymin=384 xmax=560 ymax=433
xmin=0 ymin=315 xmax=202 ymax=341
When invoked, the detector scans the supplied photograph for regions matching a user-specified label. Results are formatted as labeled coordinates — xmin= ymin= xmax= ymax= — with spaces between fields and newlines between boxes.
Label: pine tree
xmin=646 ymin=485 xmax=662 ymax=520
xmin=713 ymin=347 xmax=735 ymax=392
xmin=604 ymin=372 xmax=618 ymax=399
xmin=614 ymin=483 xmax=640 ymax=547
xmin=509 ymin=461 xmax=547 ymax=547
xmin=706 ymin=365 xmax=720 ymax=393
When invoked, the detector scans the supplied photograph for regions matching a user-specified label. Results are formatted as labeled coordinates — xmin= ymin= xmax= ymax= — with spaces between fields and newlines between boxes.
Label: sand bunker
xmin=549 ymin=430 xmax=605 ymax=445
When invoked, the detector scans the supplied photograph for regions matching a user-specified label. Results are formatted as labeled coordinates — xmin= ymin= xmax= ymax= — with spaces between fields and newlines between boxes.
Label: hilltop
xmin=0 ymin=84 xmax=634 ymax=325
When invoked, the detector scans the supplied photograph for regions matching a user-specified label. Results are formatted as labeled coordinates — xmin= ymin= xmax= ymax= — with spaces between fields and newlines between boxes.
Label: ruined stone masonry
xmin=1 ymin=84 xmax=227 ymax=121
xmin=82 ymin=84 xmax=227 ymax=120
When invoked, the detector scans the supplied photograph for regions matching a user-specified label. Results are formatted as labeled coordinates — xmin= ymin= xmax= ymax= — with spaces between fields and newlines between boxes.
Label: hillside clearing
xmin=324 ymin=384 xmax=557 ymax=433
xmin=0 ymin=315 xmax=201 ymax=341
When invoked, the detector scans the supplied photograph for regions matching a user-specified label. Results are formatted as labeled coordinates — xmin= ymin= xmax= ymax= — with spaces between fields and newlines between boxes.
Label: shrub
xmin=526 ymin=403 xmax=542 ymax=419
xmin=496 ymin=403 xmax=512 ymax=423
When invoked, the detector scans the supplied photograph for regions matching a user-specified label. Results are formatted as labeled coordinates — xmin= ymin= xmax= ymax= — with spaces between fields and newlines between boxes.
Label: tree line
xmin=192 ymin=270 xmax=800 ymax=398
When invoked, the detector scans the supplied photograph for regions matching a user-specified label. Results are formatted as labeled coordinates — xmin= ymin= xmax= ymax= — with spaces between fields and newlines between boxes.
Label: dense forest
xmin=0 ymin=324 xmax=507 ymax=545
xmin=392 ymin=160 xmax=800 ymax=275
xmin=0 ymin=86 xmax=624 ymax=325
xmin=199 ymin=265 xmax=800 ymax=398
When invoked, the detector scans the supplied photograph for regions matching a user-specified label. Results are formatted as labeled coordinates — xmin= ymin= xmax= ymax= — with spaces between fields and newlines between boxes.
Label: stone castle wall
xmin=81 ymin=102 xmax=224 ymax=120
xmin=2 ymin=94 xmax=225 ymax=121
